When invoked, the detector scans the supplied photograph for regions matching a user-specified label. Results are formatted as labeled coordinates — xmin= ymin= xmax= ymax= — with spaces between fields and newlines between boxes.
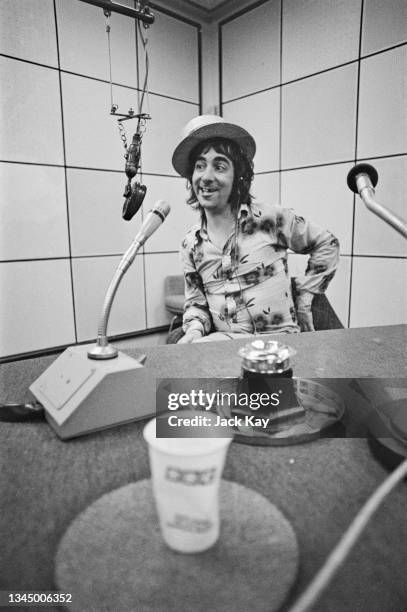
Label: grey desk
xmin=1 ymin=325 xmax=406 ymax=611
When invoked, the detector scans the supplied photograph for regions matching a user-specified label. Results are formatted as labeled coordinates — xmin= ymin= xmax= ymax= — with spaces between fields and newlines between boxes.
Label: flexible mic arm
xmin=347 ymin=163 xmax=407 ymax=239
xmin=88 ymin=201 xmax=171 ymax=360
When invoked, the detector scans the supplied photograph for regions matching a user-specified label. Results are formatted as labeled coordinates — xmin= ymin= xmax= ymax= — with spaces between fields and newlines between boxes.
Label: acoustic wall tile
xmin=141 ymin=175 xmax=199 ymax=253
xmin=141 ymin=95 xmax=198 ymax=175
xmin=282 ymin=64 xmax=357 ymax=169
xmin=61 ymin=73 xmax=141 ymax=170
xmin=138 ymin=10 xmax=199 ymax=103
xmin=56 ymin=0 xmax=137 ymax=87
xmin=223 ymin=89 xmax=280 ymax=173
xmin=0 ymin=0 xmax=58 ymax=67
xmin=350 ymin=257 xmax=407 ymax=327
xmin=362 ymin=0 xmax=407 ymax=55
xmin=67 ymin=168 xmax=143 ymax=256
xmin=222 ymin=0 xmax=280 ymax=101
xmin=280 ymin=163 xmax=354 ymax=255
xmin=282 ymin=0 xmax=361 ymax=83
xmin=0 ymin=57 xmax=64 ymax=165
xmin=354 ymin=156 xmax=407 ymax=257
xmin=0 ymin=163 xmax=69 ymax=261
xmin=0 ymin=260 xmax=75 ymax=358
xmin=288 ymin=254 xmax=350 ymax=326
xmin=72 ymin=256 xmax=146 ymax=342
xmin=252 ymin=173 xmax=280 ymax=206
xmin=357 ymin=47 xmax=407 ymax=159
xmin=144 ymin=252 xmax=183 ymax=328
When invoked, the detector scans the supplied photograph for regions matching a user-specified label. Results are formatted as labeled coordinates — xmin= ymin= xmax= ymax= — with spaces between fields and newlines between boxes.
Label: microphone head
xmin=152 ymin=200 xmax=171 ymax=221
xmin=347 ymin=163 xmax=378 ymax=193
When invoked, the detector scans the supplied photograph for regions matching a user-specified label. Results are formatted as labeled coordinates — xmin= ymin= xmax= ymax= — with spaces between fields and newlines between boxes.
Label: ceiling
xmin=151 ymin=0 xmax=253 ymax=22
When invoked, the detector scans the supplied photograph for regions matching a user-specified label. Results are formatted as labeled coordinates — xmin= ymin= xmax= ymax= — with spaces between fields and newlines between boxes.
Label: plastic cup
xmin=143 ymin=412 xmax=232 ymax=553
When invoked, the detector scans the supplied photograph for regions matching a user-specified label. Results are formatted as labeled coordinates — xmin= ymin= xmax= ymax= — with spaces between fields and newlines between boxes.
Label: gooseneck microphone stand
xmin=347 ymin=163 xmax=407 ymax=239
xmin=87 ymin=238 xmax=144 ymax=360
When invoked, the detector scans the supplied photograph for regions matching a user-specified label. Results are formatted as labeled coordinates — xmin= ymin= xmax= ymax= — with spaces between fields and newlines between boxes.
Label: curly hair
xmin=185 ymin=138 xmax=254 ymax=213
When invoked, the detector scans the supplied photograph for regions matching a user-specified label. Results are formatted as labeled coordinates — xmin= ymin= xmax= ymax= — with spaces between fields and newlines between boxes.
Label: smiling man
xmin=171 ymin=115 xmax=340 ymax=343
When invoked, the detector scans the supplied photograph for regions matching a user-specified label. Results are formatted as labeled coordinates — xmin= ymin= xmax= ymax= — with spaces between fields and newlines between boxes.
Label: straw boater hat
xmin=172 ymin=114 xmax=256 ymax=178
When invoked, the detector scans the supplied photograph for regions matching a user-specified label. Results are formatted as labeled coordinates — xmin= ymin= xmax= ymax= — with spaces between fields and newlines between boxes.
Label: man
xmin=171 ymin=115 xmax=339 ymax=343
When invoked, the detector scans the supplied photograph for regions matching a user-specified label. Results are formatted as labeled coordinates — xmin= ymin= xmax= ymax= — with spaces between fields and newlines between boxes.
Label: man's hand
xmin=296 ymin=292 xmax=315 ymax=332
xmin=177 ymin=329 xmax=203 ymax=343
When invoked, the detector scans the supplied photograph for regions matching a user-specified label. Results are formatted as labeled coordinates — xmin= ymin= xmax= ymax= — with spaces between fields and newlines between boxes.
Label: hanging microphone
xmin=122 ymin=132 xmax=147 ymax=221
xmin=88 ymin=200 xmax=171 ymax=360
xmin=346 ymin=163 xmax=407 ymax=239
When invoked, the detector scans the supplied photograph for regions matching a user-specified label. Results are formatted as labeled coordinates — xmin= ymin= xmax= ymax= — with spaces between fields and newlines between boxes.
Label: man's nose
xmin=201 ymin=165 xmax=215 ymax=182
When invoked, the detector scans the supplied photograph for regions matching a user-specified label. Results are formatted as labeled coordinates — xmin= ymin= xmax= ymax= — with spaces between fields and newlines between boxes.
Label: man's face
xmin=192 ymin=147 xmax=234 ymax=215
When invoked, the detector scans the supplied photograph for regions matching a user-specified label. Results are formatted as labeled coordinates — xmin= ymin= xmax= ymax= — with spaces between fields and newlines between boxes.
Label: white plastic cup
xmin=143 ymin=412 xmax=232 ymax=553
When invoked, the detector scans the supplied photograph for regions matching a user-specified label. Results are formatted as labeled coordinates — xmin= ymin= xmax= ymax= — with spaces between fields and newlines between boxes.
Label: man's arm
xmin=276 ymin=208 xmax=340 ymax=331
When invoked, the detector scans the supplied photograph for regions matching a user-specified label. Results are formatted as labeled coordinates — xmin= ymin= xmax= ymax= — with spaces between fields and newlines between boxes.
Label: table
xmin=1 ymin=325 xmax=406 ymax=611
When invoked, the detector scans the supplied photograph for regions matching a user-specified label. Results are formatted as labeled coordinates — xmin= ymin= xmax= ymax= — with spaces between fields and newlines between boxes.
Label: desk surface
xmin=1 ymin=325 xmax=406 ymax=611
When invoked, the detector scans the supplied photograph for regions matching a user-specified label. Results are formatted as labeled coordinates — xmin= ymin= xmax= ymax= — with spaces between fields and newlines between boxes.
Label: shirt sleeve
xmin=180 ymin=237 xmax=213 ymax=336
xmin=276 ymin=207 xmax=340 ymax=295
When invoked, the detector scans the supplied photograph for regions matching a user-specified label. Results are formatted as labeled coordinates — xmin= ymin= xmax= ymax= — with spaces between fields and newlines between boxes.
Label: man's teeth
xmin=201 ymin=187 xmax=215 ymax=193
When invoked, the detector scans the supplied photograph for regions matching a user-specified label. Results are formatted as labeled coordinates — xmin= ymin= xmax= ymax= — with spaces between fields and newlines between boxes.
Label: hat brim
xmin=172 ymin=122 xmax=256 ymax=178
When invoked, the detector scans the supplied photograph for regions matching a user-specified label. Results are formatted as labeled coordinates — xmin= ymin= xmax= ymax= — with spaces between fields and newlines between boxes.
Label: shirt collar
xmin=194 ymin=203 xmax=251 ymax=242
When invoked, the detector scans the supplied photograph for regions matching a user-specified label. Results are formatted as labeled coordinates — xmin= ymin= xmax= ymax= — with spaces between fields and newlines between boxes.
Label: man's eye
xmin=215 ymin=164 xmax=227 ymax=171
xmin=195 ymin=163 xmax=205 ymax=171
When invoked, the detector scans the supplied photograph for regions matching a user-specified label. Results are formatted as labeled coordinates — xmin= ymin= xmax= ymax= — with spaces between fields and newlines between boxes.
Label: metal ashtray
xmin=216 ymin=378 xmax=346 ymax=446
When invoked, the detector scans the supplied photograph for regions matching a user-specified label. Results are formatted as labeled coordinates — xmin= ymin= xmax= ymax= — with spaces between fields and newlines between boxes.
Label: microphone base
xmin=88 ymin=343 xmax=119 ymax=360
xmin=29 ymin=344 xmax=156 ymax=439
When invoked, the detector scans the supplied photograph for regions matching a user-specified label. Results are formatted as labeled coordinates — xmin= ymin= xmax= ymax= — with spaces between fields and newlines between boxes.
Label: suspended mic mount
xmin=78 ymin=0 xmax=154 ymax=25
xmin=347 ymin=163 xmax=407 ymax=239
xmin=112 ymin=110 xmax=151 ymax=221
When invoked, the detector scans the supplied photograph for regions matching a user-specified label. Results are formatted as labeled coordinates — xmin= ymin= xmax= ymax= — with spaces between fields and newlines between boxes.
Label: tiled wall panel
xmin=56 ymin=0 xmax=138 ymax=87
xmin=223 ymin=89 xmax=280 ymax=173
xmin=0 ymin=57 xmax=64 ymax=165
xmin=350 ymin=258 xmax=407 ymax=327
xmin=138 ymin=11 xmax=199 ymax=103
xmin=353 ymin=156 xmax=407 ymax=257
xmin=252 ymin=173 xmax=280 ymax=206
xmin=0 ymin=260 xmax=75 ymax=356
xmin=141 ymin=95 xmax=199 ymax=175
xmin=144 ymin=253 xmax=184 ymax=328
xmin=0 ymin=163 xmax=69 ymax=261
xmin=222 ymin=0 xmax=280 ymax=101
xmin=72 ymin=256 xmax=146 ymax=342
xmin=357 ymin=46 xmax=407 ymax=159
xmin=282 ymin=0 xmax=361 ymax=82
xmin=0 ymin=0 xmax=58 ymax=67
xmin=141 ymin=175 xmax=199 ymax=253
xmin=61 ymin=74 xmax=136 ymax=170
xmin=281 ymin=65 xmax=357 ymax=168
xmin=67 ymin=168 xmax=142 ymax=257
xmin=280 ymin=164 xmax=354 ymax=255
xmin=362 ymin=0 xmax=407 ymax=55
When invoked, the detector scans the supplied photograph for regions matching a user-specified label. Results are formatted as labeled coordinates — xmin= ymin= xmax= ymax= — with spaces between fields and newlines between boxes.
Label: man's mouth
xmin=200 ymin=187 xmax=217 ymax=194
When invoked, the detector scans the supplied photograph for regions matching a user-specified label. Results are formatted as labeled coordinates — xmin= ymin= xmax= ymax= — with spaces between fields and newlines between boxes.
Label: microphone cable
xmin=288 ymin=458 xmax=407 ymax=612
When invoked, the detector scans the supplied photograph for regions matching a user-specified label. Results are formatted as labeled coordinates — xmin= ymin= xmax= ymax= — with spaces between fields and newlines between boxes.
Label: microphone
xmin=88 ymin=200 xmax=171 ymax=359
xmin=133 ymin=200 xmax=171 ymax=248
xmin=346 ymin=163 xmax=407 ymax=239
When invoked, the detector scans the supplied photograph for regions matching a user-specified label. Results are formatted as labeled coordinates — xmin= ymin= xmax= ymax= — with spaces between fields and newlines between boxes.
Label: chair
xmin=165 ymin=275 xmax=343 ymax=343
xmin=164 ymin=275 xmax=184 ymax=332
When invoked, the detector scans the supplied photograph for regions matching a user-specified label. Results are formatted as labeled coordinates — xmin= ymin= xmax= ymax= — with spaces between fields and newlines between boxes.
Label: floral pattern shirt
xmin=180 ymin=202 xmax=340 ymax=337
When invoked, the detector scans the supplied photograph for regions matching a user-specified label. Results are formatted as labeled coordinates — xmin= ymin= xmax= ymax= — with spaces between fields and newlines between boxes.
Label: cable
xmin=288 ymin=458 xmax=407 ymax=612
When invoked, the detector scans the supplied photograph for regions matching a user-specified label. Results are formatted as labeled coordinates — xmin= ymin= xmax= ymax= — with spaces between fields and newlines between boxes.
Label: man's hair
xmin=186 ymin=137 xmax=254 ymax=212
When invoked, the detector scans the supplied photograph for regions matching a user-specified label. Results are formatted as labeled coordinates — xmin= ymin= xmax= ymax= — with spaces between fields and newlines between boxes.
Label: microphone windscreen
xmin=152 ymin=200 xmax=171 ymax=222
